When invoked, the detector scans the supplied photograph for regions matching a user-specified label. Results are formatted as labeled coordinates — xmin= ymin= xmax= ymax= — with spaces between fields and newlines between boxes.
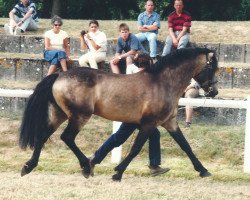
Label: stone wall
xmin=0 ymin=35 xmax=250 ymax=63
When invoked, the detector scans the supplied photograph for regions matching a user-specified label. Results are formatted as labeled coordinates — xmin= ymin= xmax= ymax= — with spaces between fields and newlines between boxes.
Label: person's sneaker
xmin=14 ymin=27 xmax=24 ymax=35
xmin=4 ymin=24 xmax=14 ymax=35
xmin=149 ymin=165 xmax=170 ymax=177
xmin=185 ymin=122 xmax=192 ymax=128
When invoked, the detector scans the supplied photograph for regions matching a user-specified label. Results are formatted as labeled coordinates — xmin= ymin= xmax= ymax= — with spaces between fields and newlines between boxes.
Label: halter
xmin=195 ymin=52 xmax=218 ymax=89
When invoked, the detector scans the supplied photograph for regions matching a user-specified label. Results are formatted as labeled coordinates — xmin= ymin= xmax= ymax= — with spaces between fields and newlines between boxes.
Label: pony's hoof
xmin=82 ymin=168 xmax=91 ymax=179
xmin=112 ymin=173 xmax=122 ymax=182
xmin=200 ymin=171 xmax=212 ymax=178
xmin=21 ymin=165 xmax=31 ymax=177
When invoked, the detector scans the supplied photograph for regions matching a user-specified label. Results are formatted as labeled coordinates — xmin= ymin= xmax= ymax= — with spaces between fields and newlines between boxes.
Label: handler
xmin=90 ymin=53 xmax=170 ymax=176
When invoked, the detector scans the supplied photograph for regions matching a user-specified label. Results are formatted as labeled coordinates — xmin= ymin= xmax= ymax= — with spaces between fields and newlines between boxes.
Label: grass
xmin=1 ymin=18 xmax=250 ymax=43
xmin=0 ymin=115 xmax=248 ymax=180
xmin=0 ymin=115 xmax=250 ymax=199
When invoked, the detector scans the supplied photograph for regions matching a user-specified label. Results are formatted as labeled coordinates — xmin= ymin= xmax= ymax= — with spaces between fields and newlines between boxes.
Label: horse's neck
xmin=162 ymin=63 xmax=196 ymax=97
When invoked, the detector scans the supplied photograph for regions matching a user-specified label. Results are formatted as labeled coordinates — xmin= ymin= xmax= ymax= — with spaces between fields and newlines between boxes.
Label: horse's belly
xmin=94 ymin=107 xmax=141 ymax=124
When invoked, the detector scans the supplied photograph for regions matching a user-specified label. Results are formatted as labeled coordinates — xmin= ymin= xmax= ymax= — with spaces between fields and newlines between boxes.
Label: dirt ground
xmin=0 ymin=172 xmax=249 ymax=200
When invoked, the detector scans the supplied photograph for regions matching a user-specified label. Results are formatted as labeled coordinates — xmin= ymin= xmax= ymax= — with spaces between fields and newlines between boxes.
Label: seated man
xmin=4 ymin=0 xmax=38 ymax=35
xmin=184 ymin=79 xmax=200 ymax=127
xmin=90 ymin=53 xmax=169 ymax=176
xmin=110 ymin=23 xmax=146 ymax=74
xmin=162 ymin=0 xmax=191 ymax=56
xmin=136 ymin=0 xmax=160 ymax=60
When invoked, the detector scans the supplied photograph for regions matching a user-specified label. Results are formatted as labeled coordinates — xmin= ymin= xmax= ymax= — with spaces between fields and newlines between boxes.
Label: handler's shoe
xmin=149 ymin=165 xmax=170 ymax=177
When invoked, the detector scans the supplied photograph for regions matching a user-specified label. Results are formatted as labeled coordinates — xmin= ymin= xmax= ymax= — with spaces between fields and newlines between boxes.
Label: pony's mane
xmin=145 ymin=47 xmax=214 ymax=73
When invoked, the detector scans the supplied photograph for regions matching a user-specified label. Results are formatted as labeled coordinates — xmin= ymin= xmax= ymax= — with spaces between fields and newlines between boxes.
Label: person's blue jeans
xmin=44 ymin=50 xmax=67 ymax=66
xmin=136 ymin=32 xmax=158 ymax=58
xmin=92 ymin=122 xmax=161 ymax=166
xmin=162 ymin=31 xmax=190 ymax=56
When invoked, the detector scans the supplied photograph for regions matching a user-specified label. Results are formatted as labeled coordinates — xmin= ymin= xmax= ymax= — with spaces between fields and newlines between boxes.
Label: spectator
xmin=136 ymin=0 xmax=160 ymax=60
xmin=162 ymin=0 xmax=191 ymax=56
xmin=79 ymin=20 xmax=107 ymax=69
xmin=110 ymin=23 xmax=146 ymax=74
xmin=43 ymin=15 xmax=70 ymax=76
xmin=90 ymin=53 xmax=170 ymax=177
xmin=184 ymin=79 xmax=200 ymax=127
xmin=4 ymin=0 xmax=38 ymax=35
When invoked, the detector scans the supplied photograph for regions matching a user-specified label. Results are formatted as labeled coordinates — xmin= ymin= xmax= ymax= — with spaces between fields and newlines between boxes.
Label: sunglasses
xmin=54 ymin=24 xmax=61 ymax=27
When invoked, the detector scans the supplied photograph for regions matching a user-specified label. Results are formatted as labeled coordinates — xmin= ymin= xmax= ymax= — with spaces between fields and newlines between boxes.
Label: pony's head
xmin=194 ymin=50 xmax=219 ymax=97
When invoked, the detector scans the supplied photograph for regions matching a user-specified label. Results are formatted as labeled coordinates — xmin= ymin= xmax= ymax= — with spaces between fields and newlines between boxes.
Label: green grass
xmin=1 ymin=18 xmax=250 ymax=43
xmin=0 ymin=115 xmax=249 ymax=183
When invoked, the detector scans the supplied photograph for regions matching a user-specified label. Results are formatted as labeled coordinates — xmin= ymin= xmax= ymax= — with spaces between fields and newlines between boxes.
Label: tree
xmin=239 ymin=0 xmax=250 ymax=20
xmin=0 ymin=0 xmax=249 ymax=20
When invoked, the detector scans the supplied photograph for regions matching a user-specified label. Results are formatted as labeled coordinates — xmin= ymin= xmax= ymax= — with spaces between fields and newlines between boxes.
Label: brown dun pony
xmin=19 ymin=47 xmax=218 ymax=181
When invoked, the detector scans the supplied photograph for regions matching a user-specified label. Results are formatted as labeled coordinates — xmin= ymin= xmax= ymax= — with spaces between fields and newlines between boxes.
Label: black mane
xmin=145 ymin=47 xmax=214 ymax=73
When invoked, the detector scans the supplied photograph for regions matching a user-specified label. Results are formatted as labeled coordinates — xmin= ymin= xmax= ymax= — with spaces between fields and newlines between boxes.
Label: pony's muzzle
xmin=205 ymin=87 xmax=218 ymax=97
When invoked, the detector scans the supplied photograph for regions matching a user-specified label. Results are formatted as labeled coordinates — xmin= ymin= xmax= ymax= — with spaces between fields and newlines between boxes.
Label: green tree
xmin=239 ymin=0 xmax=250 ymax=20
xmin=0 ymin=0 xmax=249 ymax=20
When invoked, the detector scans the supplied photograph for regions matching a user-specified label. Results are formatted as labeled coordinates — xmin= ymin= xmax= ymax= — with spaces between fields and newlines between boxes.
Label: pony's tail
xmin=19 ymin=74 xmax=59 ymax=149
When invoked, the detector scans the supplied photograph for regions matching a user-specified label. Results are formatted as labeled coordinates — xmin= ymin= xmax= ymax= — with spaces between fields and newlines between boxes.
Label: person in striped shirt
xmin=162 ymin=0 xmax=191 ymax=56
xmin=4 ymin=0 xmax=38 ymax=35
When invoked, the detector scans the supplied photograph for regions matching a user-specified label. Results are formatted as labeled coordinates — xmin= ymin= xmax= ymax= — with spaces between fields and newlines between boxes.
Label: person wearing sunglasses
xmin=79 ymin=20 xmax=107 ymax=69
xmin=43 ymin=15 xmax=70 ymax=75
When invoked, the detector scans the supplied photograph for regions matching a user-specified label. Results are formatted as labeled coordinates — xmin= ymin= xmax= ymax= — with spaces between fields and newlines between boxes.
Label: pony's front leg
xmin=60 ymin=119 xmax=91 ymax=178
xmin=168 ymin=126 xmax=211 ymax=177
xmin=112 ymin=128 xmax=150 ymax=181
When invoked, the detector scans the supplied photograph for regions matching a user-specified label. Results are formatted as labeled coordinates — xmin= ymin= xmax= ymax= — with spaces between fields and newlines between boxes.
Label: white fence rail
xmin=0 ymin=89 xmax=249 ymax=172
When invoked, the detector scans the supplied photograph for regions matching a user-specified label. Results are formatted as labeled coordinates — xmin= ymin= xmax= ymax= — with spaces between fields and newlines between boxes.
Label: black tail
xmin=19 ymin=74 xmax=59 ymax=149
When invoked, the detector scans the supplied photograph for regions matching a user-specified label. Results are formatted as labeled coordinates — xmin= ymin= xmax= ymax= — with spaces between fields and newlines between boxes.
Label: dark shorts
xmin=44 ymin=50 xmax=67 ymax=67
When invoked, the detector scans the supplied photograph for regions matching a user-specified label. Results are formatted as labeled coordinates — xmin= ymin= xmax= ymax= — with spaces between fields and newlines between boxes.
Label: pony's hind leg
xmin=60 ymin=116 xmax=91 ymax=178
xmin=21 ymin=104 xmax=66 ymax=176
xmin=168 ymin=126 xmax=211 ymax=177
xmin=21 ymin=126 xmax=55 ymax=176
